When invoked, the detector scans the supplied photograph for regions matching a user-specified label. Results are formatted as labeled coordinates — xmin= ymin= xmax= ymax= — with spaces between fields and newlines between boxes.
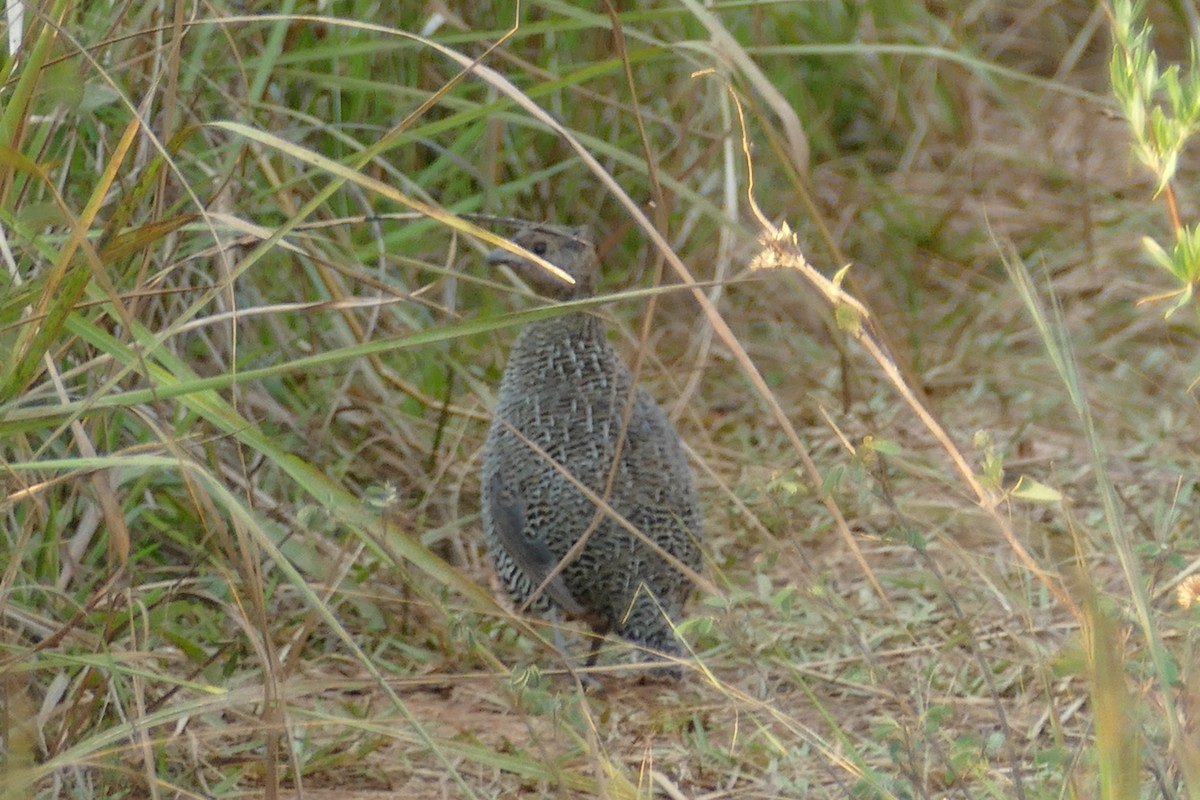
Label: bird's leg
xmin=548 ymin=607 xmax=602 ymax=692
xmin=584 ymin=633 xmax=604 ymax=668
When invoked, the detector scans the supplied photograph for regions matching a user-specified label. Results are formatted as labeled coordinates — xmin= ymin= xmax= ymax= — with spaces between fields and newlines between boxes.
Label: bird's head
xmin=486 ymin=224 xmax=596 ymax=300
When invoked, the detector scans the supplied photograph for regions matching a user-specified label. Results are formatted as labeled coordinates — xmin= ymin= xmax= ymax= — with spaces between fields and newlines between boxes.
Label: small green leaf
xmin=1162 ymin=282 xmax=1194 ymax=319
xmin=80 ymin=80 xmax=122 ymax=112
xmin=834 ymin=302 xmax=861 ymax=334
xmin=42 ymin=59 xmax=83 ymax=110
xmin=831 ymin=263 xmax=852 ymax=288
xmin=1142 ymin=236 xmax=1175 ymax=274
xmin=1010 ymin=476 xmax=1063 ymax=503
xmin=866 ymin=437 xmax=902 ymax=456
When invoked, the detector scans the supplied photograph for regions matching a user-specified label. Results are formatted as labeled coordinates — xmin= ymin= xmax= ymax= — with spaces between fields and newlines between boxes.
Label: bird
xmin=480 ymin=223 xmax=703 ymax=680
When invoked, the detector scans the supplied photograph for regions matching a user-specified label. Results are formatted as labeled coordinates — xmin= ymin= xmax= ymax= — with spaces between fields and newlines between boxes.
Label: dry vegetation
xmin=2 ymin=2 xmax=1200 ymax=799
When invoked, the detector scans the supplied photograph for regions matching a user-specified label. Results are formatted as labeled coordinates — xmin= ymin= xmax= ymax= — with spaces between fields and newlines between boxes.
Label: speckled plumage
xmin=480 ymin=224 xmax=702 ymax=675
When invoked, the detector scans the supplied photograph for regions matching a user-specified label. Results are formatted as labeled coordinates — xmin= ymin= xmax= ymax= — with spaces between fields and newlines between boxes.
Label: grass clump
xmin=2 ymin=2 xmax=1200 ymax=798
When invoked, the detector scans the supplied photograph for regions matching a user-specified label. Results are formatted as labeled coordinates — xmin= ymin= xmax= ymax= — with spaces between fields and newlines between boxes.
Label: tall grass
xmin=2 ymin=2 xmax=1198 ymax=798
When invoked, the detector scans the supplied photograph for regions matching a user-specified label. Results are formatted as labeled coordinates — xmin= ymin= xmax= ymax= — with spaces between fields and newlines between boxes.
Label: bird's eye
xmin=532 ymin=241 xmax=547 ymax=256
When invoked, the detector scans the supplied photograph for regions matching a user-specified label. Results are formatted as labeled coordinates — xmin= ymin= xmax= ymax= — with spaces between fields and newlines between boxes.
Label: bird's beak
xmin=486 ymin=245 xmax=526 ymax=267
xmin=485 ymin=241 xmax=576 ymax=287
